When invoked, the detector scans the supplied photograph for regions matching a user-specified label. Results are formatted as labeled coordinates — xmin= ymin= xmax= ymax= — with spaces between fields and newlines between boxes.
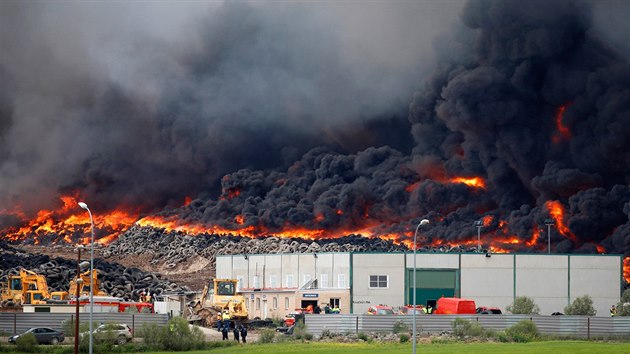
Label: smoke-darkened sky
xmin=1 ymin=0 xmax=630 ymax=256
xmin=0 ymin=0 xmax=462 ymax=214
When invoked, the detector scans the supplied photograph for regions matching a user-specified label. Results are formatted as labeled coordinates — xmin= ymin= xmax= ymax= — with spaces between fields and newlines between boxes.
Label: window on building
xmin=303 ymin=274 xmax=312 ymax=287
xmin=285 ymin=297 xmax=289 ymax=310
xmin=338 ymin=274 xmax=346 ymax=288
xmin=286 ymin=274 xmax=294 ymax=288
xmin=270 ymin=275 xmax=278 ymax=288
xmin=253 ymin=276 xmax=260 ymax=289
xmin=330 ymin=298 xmax=340 ymax=308
xmin=236 ymin=276 xmax=244 ymax=291
xmin=256 ymin=298 xmax=260 ymax=310
xmin=273 ymin=297 xmax=278 ymax=309
xmin=320 ymin=274 xmax=329 ymax=288
xmin=369 ymin=275 xmax=388 ymax=288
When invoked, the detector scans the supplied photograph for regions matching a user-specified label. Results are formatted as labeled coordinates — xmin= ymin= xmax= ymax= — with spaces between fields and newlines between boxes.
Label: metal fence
xmin=305 ymin=314 xmax=630 ymax=339
xmin=0 ymin=312 xmax=169 ymax=336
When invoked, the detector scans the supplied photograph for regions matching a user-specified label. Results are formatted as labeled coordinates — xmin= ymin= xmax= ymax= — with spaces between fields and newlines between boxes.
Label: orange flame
xmin=235 ymin=215 xmax=245 ymax=225
xmin=552 ymin=103 xmax=572 ymax=143
xmin=624 ymin=258 xmax=630 ymax=285
xmin=448 ymin=176 xmax=486 ymax=189
xmin=2 ymin=195 xmax=138 ymax=245
xmin=481 ymin=215 xmax=494 ymax=227
xmin=526 ymin=227 xmax=541 ymax=247
xmin=545 ymin=200 xmax=577 ymax=242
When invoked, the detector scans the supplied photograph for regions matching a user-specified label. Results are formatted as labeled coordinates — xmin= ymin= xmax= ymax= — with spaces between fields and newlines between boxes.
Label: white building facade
xmin=217 ymin=252 xmax=623 ymax=318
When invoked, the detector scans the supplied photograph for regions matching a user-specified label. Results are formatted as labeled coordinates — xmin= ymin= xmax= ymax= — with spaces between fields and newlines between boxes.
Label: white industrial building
xmin=216 ymin=252 xmax=623 ymax=318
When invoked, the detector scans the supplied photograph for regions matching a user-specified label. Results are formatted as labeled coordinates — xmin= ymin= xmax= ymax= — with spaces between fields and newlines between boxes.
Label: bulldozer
xmin=1 ymin=269 xmax=52 ymax=308
xmin=188 ymin=278 xmax=248 ymax=328
xmin=50 ymin=269 xmax=107 ymax=301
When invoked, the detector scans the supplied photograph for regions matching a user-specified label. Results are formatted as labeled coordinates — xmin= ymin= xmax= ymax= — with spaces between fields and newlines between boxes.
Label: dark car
xmin=8 ymin=327 xmax=65 ymax=345
xmin=476 ymin=306 xmax=502 ymax=314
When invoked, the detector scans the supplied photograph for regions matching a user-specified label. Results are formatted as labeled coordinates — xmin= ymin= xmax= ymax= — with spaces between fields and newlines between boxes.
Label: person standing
xmin=240 ymin=325 xmax=248 ymax=343
xmin=221 ymin=322 xmax=229 ymax=341
xmin=233 ymin=326 xmax=240 ymax=342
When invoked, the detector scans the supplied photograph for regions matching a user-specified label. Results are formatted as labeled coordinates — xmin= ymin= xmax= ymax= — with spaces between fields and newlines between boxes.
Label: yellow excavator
xmin=188 ymin=278 xmax=248 ymax=328
xmin=50 ymin=269 xmax=107 ymax=301
xmin=0 ymin=269 xmax=52 ymax=307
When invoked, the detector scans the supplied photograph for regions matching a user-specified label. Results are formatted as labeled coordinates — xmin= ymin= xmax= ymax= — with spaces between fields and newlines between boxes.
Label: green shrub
xmin=399 ymin=334 xmax=410 ymax=343
xmin=565 ymin=295 xmax=597 ymax=316
xmin=16 ymin=332 xmax=38 ymax=353
xmin=616 ymin=289 xmax=630 ymax=316
xmin=507 ymin=296 xmax=540 ymax=314
xmin=357 ymin=332 xmax=368 ymax=341
xmin=504 ymin=320 xmax=538 ymax=342
xmin=136 ymin=316 xmax=204 ymax=351
xmin=258 ymin=329 xmax=276 ymax=343
xmin=293 ymin=322 xmax=311 ymax=341
xmin=393 ymin=320 xmax=408 ymax=334
xmin=452 ymin=317 xmax=485 ymax=337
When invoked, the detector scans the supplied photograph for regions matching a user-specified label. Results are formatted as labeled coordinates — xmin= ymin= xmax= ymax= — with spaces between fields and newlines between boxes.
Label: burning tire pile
xmin=103 ymin=225 xmax=413 ymax=273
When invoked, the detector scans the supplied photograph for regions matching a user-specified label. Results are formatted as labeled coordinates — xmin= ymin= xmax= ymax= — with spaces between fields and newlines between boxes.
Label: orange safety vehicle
xmin=433 ymin=297 xmax=476 ymax=314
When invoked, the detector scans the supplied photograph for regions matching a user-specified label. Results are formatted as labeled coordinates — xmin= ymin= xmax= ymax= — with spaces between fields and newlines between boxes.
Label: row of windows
xmin=236 ymin=274 xmax=347 ymax=289
xmin=250 ymin=296 xmax=342 ymax=310
xmin=233 ymin=274 xmax=389 ymax=290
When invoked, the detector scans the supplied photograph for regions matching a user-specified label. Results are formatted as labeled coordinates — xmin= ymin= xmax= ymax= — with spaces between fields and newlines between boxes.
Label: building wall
xmin=219 ymin=252 xmax=622 ymax=317
xmin=217 ymin=253 xmax=351 ymax=318
xmin=569 ymin=255 xmax=622 ymax=316
xmin=515 ymin=255 xmax=569 ymax=315
xmin=351 ymin=253 xmax=405 ymax=314
xmin=460 ymin=253 xmax=514 ymax=312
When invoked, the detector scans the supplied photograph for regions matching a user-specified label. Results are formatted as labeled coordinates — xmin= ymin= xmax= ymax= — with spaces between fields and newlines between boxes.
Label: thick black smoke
xmin=161 ymin=0 xmax=630 ymax=255
xmin=1 ymin=1 xmax=629 ymax=257
xmin=0 ymin=1 xmax=457 ymax=216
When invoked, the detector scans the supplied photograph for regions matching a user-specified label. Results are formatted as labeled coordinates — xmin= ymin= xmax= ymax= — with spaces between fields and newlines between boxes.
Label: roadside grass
xmin=143 ymin=340 xmax=630 ymax=354
xmin=1 ymin=340 xmax=629 ymax=353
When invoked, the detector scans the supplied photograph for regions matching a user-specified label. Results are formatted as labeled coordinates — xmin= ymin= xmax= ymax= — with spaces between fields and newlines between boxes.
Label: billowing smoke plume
xmin=160 ymin=0 xmax=630 ymax=255
xmin=1 ymin=1 xmax=630 ymax=257
xmin=0 ymin=1 xmax=458 ymax=216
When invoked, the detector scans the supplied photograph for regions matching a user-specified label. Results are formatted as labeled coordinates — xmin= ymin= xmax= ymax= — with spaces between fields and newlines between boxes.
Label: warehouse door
xmin=407 ymin=269 xmax=457 ymax=306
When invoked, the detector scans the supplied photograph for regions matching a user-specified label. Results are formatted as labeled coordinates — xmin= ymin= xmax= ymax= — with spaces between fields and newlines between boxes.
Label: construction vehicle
xmin=0 ymin=269 xmax=52 ymax=307
xmin=188 ymin=278 xmax=248 ymax=328
xmin=50 ymin=269 xmax=107 ymax=301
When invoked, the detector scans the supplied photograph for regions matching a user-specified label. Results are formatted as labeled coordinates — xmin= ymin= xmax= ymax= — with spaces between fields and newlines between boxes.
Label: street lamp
xmin=74 ymin=246 xmax=84 ymax=354
xmin=544 ymin=219 xmax=554 ymax=254
xmin=78 ymin=202 xmax=94 ymax=354
xmin=474 ymin=220 xmax=483 ymax=253
xmin=412 ymin=218 xmax=429 ymax=354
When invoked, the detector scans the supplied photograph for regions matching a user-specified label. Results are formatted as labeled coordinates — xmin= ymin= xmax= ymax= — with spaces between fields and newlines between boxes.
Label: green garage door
xmin=407 ymin=269 xmax=458 ymax=306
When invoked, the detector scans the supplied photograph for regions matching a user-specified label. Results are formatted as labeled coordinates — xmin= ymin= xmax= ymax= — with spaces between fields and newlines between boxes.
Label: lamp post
xmin=74 ymin=246 xmax=83 ymax=354
xmin=78 ymin=202 xmax=94 ymax=354
xmin=544 ymin=219 xmax=554 ymax=254
xmin=474 ymin=220 xmax=483 ymax=253
xmin=412 ymin=218 xmax=429 ymax=354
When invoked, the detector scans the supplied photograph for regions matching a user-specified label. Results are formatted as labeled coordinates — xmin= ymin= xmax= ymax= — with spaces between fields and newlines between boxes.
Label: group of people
xmin=322 ymin=304 xmax=340 ymax=314
xmin=304 ymin=303 xmax=340 ymax=314
xmin=217 ymin=311 xmax=247 ymax=342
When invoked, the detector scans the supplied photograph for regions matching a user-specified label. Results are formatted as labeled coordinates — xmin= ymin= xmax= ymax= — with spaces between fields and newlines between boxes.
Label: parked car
xmin=476 ymin=306 xmax=502 ymax=314
xmin=399 ymin=305 xmax=425 ymax=315
xmin=367 ymin=305 xmax=395 ymax=315
xmin=8 ymin=327 xmax=65 ymax=345
xmin=80 ymin=323 xmax=132 ymax=345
